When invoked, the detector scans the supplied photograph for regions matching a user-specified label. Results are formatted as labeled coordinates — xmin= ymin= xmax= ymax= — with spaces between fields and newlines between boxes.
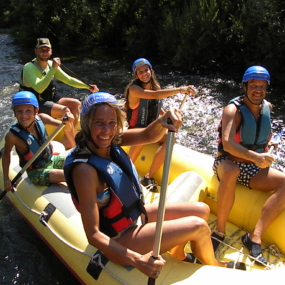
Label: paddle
xmin=268 ymin=127 xmax=284 ymax=154
xmin=60 ymin=64 xmax=92 ymax=88
xmin=147 ymin=96 xmax=186 ymax=285
xmin=179 ymin=92 xmax=188 ymax=110
xmin=0 ymin=119 xmax=67 ymax=200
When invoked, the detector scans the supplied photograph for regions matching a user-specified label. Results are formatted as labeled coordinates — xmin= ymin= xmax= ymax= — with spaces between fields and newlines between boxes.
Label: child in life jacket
xmin=2 ymin=91 xmax=73 ymax=190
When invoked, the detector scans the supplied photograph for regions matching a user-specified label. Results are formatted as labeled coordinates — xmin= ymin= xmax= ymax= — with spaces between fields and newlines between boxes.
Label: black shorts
xmin=213 ymin=156 xmax=261 ymax=189
xmin=39 ymin=100 xmax=55 ymax=115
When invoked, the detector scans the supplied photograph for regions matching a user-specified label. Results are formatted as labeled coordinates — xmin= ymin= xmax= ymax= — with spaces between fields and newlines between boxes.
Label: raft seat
xmin=142 ymin=171 xmax=208 ymax=204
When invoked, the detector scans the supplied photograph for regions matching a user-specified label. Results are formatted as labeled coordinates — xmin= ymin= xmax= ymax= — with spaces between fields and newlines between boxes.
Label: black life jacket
xmin=19 ymin=59 xmax=56 ymax=102
xmin=125 ymin=82 xmax=162 ymax=128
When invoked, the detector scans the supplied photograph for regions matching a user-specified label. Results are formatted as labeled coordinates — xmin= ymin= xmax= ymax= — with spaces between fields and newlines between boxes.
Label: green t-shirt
xmin=20 ymin=59 xmax=89 ymax=94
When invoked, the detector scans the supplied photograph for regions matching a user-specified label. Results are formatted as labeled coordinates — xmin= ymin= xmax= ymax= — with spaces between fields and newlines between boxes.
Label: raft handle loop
xmin=88 ymin=253 xmax=128 ymax=285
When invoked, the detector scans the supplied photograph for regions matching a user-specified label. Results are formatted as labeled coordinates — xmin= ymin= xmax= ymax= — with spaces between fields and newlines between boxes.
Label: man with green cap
xmin=19 ymin=38 xmax=99 ymax=148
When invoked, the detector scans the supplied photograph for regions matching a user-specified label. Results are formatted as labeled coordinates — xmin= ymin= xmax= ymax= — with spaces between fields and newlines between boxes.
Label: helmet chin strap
xmin=25 ymin=119 xmax=35 ymax=130
xmin=137 ymin=70 xmax=152 ymax=86
xmin=139 ymin=79 xmax=151 ymax=85
xmin=83 ymin=130 xmax=112 ymax=151
xmin=86 ymin=136 xmax=111 ymax=151
xmin=244 ymin=85 xmax=263 ymax=106
xmin=245 ymin=94 xmax=263 ymax=105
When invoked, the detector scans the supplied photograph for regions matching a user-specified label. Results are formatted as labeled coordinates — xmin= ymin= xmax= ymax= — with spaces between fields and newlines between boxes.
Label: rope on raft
xmin=7 ymin=188 xmax=285 ymax=284
xmin=209 ymin=220 xmax=285 ymax=270
xmin=11 ymin=190 xmax=129 ymax=285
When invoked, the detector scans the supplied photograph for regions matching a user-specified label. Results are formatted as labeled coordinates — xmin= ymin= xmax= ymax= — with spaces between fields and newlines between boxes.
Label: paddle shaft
xmin=148 ymin=96 xmax=186 ymax=284
xmin=0 ymin=122 xmax=66 ymax=200
xmin=268 ymin=127 xmax=284 ymax=155
xmin=60 ymin=64 xmax=92 ymax=88
xmin=179 ymin=93 xmax=188 ymax=110
xmin=148 ymin=127 xmax=175 ymax=285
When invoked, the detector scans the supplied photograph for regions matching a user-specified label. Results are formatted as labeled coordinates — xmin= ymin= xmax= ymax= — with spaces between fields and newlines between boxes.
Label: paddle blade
xmin=0 ymin=190 xmax=7 ymax=200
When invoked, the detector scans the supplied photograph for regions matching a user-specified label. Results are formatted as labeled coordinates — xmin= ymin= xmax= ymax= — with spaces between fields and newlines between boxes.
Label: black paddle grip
xmin=167 ymin=118 xmax=175 ymax=133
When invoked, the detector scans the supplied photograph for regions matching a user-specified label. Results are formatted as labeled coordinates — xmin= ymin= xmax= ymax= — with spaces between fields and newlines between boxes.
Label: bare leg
xmin=215 ymin=160 xmax=240 ymax=235
xmin=146 ymin=134 xmax=176 ymax=179
xmin=57 ymin=97 xmax=81 ymax=127
xmin=248 ymin=167 xmax=285 ymax=243
xmin=117 ymin=202 xmax=226 ymax=267
xmin=49 ymin=169 xmax=65 ymax=184
xmin=50 ymin=103 xmax=76 ymax=149
xmin=63 ymin=128 xmax=76 ymax=149
xmin=145 ymin=143 xmax=165 ymax=178
xmin=128 ymin=145 xmax=144 ymax=162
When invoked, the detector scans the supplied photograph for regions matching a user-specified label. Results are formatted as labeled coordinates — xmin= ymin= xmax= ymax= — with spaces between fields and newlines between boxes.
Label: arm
xmin=221 ymin=104 xmax=274 ymax=168
xmin=53 ymin=58 xmax=98 ymax=91
xmin=23 ymin=59 xmax=98 ymax=93
xmin=22 ymin=61 xmax=56 ymax=93
xmin=39 ymin=113 xmax=75 ymax=148
xmin=39 ymin=113 xmax=64 ymax=127
xmin=73 ymin=163 xmax=165 ymax=276
xmin=121 ymin=108 xmax=182 ymax=146
xmin=129 ymin=84 xmax=196 ymax=100
xmin=128 ymin=85 xmax=196 ymax=109
xmin=39 ymin=112 xmax=73 ymax=132
xmin=55 ymin=67 xmax=91 ymax=89
xmin=2 ymin=133 xmax=16 ymax=191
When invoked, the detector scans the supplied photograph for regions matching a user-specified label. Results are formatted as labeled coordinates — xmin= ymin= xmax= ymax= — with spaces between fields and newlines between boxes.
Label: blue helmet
xmin=81 ymin=92 xmax=117 ymax=117
xmin=12 ymin=91 xmax=39 ymax=108
xmin=242 ymin=66 xmax=270 ymax=85
xmin=132 ymin=58 xmax=152 ymax=74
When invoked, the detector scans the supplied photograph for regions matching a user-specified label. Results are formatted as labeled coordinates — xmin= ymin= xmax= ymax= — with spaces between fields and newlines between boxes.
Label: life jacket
xmin=64 ymin=145 xmax=147 ymax=238
xmin=126 ymin=82 xmax=162 ymax=128
xmin=218 ymin=96 xmax=271 ymax=155
xmin=19 ymin=59 xmax=56 ymax=102
xmin=10 ymin=115 xmax=53 ymax=169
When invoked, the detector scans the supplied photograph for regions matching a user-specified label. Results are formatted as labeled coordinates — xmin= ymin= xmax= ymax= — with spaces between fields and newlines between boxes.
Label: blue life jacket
xmin=10 ymin=115 xmax=53 ymax=169
xmin=64 ymin=144 xmax=147 ymax=238
xmin=218 ymin=96 xmax=271 ymax=155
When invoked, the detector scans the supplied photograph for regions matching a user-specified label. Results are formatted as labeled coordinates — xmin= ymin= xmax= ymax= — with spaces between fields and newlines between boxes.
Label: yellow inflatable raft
xmin=0 ymin=133 xmax=284 ymax=284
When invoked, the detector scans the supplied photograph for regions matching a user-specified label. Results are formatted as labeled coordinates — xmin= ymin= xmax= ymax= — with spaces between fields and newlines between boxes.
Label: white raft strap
xmin=87 ymin=250 xmax=109 ymax=280
xmin=13 ymin=190 xmax=129 ymax=285
xmin=210 ymin=222 xmax=285 ymax=269
xmin=87 ymin=251 xmax=129 ymax=285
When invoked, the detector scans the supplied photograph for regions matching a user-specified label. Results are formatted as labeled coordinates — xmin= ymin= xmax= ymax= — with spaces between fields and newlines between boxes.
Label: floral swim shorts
xmin=212 ymin=156 xmax=261 ymax=189
xmin=27 ymin=155 xmax=65 ymax=186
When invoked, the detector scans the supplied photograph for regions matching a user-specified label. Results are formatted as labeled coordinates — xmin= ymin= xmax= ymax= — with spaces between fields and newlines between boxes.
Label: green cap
xmin=36 ymin=38 xmax=51 ymax=49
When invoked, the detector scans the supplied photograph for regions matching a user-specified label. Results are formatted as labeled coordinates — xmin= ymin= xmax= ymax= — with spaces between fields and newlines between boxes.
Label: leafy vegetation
xmin=1 ymin=0 xmax=285 ymax=84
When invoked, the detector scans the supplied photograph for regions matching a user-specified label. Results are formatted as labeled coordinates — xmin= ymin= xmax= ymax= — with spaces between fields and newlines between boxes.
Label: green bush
xmin=1 ymin=0 xmax=285 ymax=84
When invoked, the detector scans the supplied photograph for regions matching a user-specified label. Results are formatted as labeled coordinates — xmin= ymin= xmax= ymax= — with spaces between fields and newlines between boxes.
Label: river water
xmin=1 ymin=30 xmax=285 ymax=284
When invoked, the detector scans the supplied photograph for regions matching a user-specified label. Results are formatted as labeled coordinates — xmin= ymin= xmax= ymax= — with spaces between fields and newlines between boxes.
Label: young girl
xmin=124 ymin=58 xmax=196 ymax=191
